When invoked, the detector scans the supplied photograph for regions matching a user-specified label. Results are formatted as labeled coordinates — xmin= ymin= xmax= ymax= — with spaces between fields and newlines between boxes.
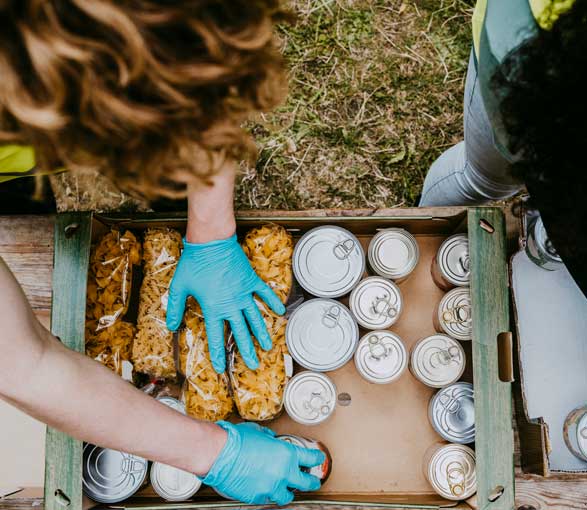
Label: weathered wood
xmin=514 ymin=475 xmax=587 ymax=510
xmin=44 ymin=213 xmax=92 ymax=510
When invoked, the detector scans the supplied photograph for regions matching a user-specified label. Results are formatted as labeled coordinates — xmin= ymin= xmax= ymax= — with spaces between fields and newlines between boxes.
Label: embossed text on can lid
xmin=410 ymin=335 xmax=466 ymax=388
xmin=293 ymin=226 xmax=365 ymax=298
xmin=284 ymin=371 xmax=337 ymax=425
xmin=150 ymin=462 xmax=202 ymax=502
xmin=437 ymin=234 xmax=470 ymax=287
xmin=428 ymin=444 xmax=477 ymax=500
xmin=349 ymin=277 xmax=403 ymax=330
xmin=354 ymin=331 xmax=407 ymax=384
xmin=286 ymin=298 xmax=359 ymax=372
xmin=368 ymin=228 xmax=419 ymax=280
xmin=437 ymin=287 xmax=473 ymax=341
xmin=83 ymin=444 xmax=148 ymax=503
xmin=429 ymin=382 xmax=475 ymax=444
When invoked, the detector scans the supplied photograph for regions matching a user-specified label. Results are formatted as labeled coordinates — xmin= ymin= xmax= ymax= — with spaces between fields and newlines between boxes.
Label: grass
xmin=235 ymin=0 xmax=474 ymax=210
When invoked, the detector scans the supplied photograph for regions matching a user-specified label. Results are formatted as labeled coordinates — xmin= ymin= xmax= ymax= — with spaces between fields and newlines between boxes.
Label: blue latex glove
xmin=202 ymin=422 xmax=325 ymax=506
xmin=166 ymin=234 xmax=286 ymax=373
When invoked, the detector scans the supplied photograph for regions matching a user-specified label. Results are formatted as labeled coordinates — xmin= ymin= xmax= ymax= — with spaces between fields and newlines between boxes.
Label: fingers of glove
xmin=288 ymin=469 xmax=321 ymax=492
xmin=272 ymin=487 xmax=294 ymax=507
xmin=243 ymin=301 xmax=272 ymax=351
xmin=165 ymin=282 xmax=188 ymax=331
xmin=294 ymin=445 xmax=327 ymax=469
xmin=203 ymin=317 xmax=227 ymax=373
xmin=228 ymin=314 xmax=259 ymax=370
xmin=255 ymin=280 xmax=286 ymax=316
xmin=239 ymin=422 xmax=277 ymax=437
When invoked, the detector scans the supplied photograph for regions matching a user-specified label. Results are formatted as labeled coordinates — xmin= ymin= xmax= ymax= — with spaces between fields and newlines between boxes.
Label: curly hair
xmin=0 ymin=0 xmax=289 ymax=199
xmin=491 ymin=0 xmax=587 ymax=292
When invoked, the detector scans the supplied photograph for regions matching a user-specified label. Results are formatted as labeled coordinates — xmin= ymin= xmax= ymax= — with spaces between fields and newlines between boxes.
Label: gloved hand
xmin=166 ymin=234 xmax=286 ymax=373
xmin=202 ymin=421 xmax=325 ymax=506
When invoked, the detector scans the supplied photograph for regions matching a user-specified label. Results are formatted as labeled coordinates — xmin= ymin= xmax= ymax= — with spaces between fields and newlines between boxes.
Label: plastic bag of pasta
xmin=85 ymin=230 xmax=141 ymax=378
xmin=178 ymin=298 xmax=234 ymax=421
xmin=229 ymin=224 xmax=294 ymax=421
xmin=132 ymin=228 xmax=183 ymax=379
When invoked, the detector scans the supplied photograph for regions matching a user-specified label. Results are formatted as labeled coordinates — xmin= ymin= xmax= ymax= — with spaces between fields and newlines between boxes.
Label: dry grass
xmin=235 ymin=0 xmax=474 ymax=210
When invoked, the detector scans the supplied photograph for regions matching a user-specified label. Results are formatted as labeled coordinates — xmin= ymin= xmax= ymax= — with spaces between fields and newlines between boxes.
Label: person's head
xmin=0 ymin=0 xmax=288 ymax=199
xmin=491 ymin=0 xmax=587 ymax=291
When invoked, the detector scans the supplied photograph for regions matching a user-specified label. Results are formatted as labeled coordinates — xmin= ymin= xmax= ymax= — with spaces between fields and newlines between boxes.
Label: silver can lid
xmin=293 ymin=226 xmax=365 ymax=298
xmin=368 ymin=228 xmax=419 ymax=280
xmin=535 ymin=217 xmax=562 ymax=263
xmin=429 ymin=382 xmax=475 ymax=444
xmin=437 ymin=287 xmax=473 ymax=341
xmin=82 ymin=444 xmax=148 ymax=503
xmin=277 ymin=434 xmax=307 ymax=449
xmin=284 ymin=371 xmax=337 ymax=425
xmin=286 ymin=298 xmax=359 ymax=372
xmin=156 ymin=396 xmax=186 ymax=414
xmin=410 ymin=335 xmax=466 ymax=388
xmin=349 ymin=277 xmax=403 ymax=330
xmin=427 ymin=444 xmax=477 ymax=500
xmin=354 ymin=331 xmax=407 ymax=384
xmin=150 ymin=462 xmax=202 ymax=502
xmin=577 ymin=412 xmax=587 ymax=459
xmin=437 ymin=234 xmax=470 ymax=287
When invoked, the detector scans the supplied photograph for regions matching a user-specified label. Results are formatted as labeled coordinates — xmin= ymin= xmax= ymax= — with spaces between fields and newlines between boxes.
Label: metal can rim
xmin=427 ymin=444 xmax=477 ymax=501
xmin=428 ymin=382 xmax=475 ymax=444
xmin=284 ymin=371 xmax=337 ymax=425
xmin=354 ymin=330 xmax=407 ymax=384
xmin=437 ymin=287 xmax=472 ymax=341
xmin=410 ymin=335 xmax=466 ymax=388
xmin=150 ymin=462 xmax=202 ymax=502
xmin=437 ymin=234 xmax=470 ymax=287
xmin=368 ymin=228 xmax=420 ymax=280
xmin=349 ymin=276 xmax=403 ymax=330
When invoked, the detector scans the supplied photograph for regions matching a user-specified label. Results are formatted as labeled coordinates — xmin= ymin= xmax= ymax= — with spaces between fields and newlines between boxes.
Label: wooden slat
xmin=468 ymin=208 xmax=515 ymax=510
xmin=44 ymin=213 xmax=93 ymax=510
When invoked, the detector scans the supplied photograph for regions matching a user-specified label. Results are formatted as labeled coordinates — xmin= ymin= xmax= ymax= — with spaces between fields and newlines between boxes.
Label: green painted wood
xmin=44 ymin=213 xmax=93 ymax=510
xmin=468 ymin=208 xmax=515 ymax=510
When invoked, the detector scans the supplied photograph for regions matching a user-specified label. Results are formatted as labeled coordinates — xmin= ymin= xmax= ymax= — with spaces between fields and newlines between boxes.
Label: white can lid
xmin=349 ymin=276 xmax=402 ymax=330
xmin=293 ymin=226 xmax=365 ymax=298
xmin=437 ymin=287 xmax=473 ymax=341
xmin=284 ymin=371 xmax=337 ymax=425
xmin=429 ymin=382 xmax=475 ymax=444
xmin=437 ymin=234 xmax=470 ymax=287
xmin=411 ymin=335 xmax=466 ymax=388
xmin=428 ymin=444 xmax=477 ymax=500
xmin=156 ymin=396 xmax=187 ymax=415
xmin=368 ymin=228 xmax=419 ymax=280
xmin=354 ymin=331 xmax=407 ymax=384
xmin=150 ymin=462 xmax=202 ymax=502
xmin=286 ymin=298 xmax=359 ymax=372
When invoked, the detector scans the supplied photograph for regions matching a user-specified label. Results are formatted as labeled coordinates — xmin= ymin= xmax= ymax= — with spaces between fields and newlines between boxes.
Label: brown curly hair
xmin=0 ymin=0 xmax=288 ymax=199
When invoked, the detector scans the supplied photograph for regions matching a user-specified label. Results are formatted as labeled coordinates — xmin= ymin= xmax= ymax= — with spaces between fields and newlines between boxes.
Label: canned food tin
xmin=563 ymin=405 xmax=587 ymax=461
xmin=432 ymin=234 xmax=470 ymax=290
xmin=423 ymin=443 xmax=477 ymax=501
xmin=277 ymin=434 xmax=333 ymax=482
xmin=157 ymin=396 xmax=186 ymax=414
xmin=150 ymin=462 xmax=202 ymax=501
xmin=284 ymin=371 xmax=337 ymax=425
xmin=293 ymin=226 xmax=365 ymax=298
xmin=410 ymin=335 xmax=466 ymax=389
xmin=83 ymin=444 xmax=149 ymax=503
xmin=526 ymin=216 xmax=563 ymax=271
xmin=349 ymin=277 xmax=403 ymax=330
xmin=286 ymin=298 xmax=359 ymax=372
xmin=429 ymin=382 xmax=475 ymax=444
xmin=434 ymin=287 xmax=472 ymax=341
xmin=368 ymin=228 xmax=419 ymax=281
xmin=354 ymin=331 xmax=407 ymax=384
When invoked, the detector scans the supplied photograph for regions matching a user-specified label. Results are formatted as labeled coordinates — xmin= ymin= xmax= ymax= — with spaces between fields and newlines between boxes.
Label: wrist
xmin=191 ymin=422 xmax=229 ymax=477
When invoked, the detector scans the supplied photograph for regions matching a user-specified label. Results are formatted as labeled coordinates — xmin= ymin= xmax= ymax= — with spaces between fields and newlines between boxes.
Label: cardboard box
xmin=42 ymin=207 xmax=514 ymax=510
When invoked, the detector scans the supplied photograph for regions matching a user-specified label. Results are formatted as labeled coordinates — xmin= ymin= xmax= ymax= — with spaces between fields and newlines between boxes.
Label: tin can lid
xmin=534 ymin=217 xmax=563 ymax=263
xmin=429 ymin=382 xmax=475 ymax=444
xmin=277 ymin=434 xmax=307 ymax=449
xmin=577 ymin=412 xmax=587 ymax=458
xmin=150 ymin=462 xmax=202 ymax=502
xmin=437 ymin=287 xmax=472 ymax=341
xmin=286 ymin=298 xmax=359 ymax=372
xmin=368 ymin=229 xmax=419 ymax=280
xmin=82 ymin=444 xmax=148 ymax=503
xmin=293 ymin=226 xmax=365 ymax=298
xmin=354 ymin=331 xmax=407 ymax=384
xmin=428 ymin=444 xmax=477 ymax=500
xmin=437 ymin=234 xmax=470 ymax=287
xmin=156 ymin=396 xmax=186 ymax=415
xmin=410 ymin=335 xmax=466 ymax=388
xmin=284 ymin=371 xmax=337 ymax=425
xmin=349 ymin=277 xmax=402 ymax=330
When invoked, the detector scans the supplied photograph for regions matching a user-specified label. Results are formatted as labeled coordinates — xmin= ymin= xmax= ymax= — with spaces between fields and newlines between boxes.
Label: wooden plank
xmin=468 ymin=208 xmax=515 ymax=510
xmin=44 ymin=213 xmax=92 ymax=510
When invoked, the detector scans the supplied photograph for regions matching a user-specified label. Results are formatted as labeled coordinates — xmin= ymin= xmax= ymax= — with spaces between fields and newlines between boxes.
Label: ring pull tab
xmin=438 ymin=393 xmax=461 ymax=414
xmin=333 ymin=238 xmax=356 ymax=260
xmin=121 ymin=455 xmax=145 ymax=475
xmin=321 ymin=305 xmax=341 ymax=329
xmin=372 ymin=295 xmax=398 ymax=319
xmin=442 ymin=304 xmax=472 ymax=325
xmin=430 ymin=345 xmax=461 ymax=367
xmin=303 ymin=391 xmax=331 ymax=418
xmin=580 ymin=427 xmax=587 ymax=439
xmin=459 ymin=253 xmax=470 ymax=274
xmin=446 ymin=461 xmax=466 ymax=497
xmin=368 ymin=334 xmax=390 ymax=360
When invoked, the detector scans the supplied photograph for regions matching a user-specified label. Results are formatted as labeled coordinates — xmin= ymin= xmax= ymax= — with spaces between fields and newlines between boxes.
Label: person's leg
xmin=419 ymin=51 xmax=522 ymax=206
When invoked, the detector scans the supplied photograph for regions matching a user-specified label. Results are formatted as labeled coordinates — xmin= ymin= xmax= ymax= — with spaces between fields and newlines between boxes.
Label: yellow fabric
xmin=0 ymin=145 xmax=36 ymax=184
xmin=472 ymin=0 xmax=488 ymax=59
